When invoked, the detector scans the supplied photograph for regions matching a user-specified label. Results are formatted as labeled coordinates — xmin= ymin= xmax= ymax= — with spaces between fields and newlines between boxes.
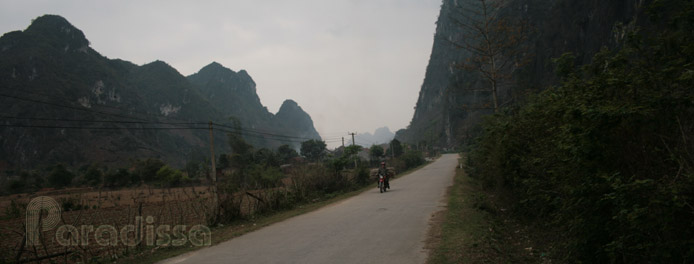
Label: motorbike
xmin=378 ymin=174 xmax=389 ymax=193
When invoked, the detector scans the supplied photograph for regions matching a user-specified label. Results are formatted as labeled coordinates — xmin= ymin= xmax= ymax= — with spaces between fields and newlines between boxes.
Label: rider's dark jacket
xmin=378 ymin=166 xmax=388 ymax=179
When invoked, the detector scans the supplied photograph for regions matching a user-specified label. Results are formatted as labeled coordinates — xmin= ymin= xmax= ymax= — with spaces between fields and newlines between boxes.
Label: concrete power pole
xmin=208 ymin=122 xmax=219 ymax=223
xmin=348 ymin=132 xmax=357 ymax=168
xmin=342 ymin=137 xmax=345 ymax=148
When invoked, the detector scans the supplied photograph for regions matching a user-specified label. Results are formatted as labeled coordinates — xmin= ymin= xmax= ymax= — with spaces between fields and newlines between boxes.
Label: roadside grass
xmin=428 ymin=158 xmax=552 ymax=264
xmin=122 ymin=161 xmax=433 ymax=264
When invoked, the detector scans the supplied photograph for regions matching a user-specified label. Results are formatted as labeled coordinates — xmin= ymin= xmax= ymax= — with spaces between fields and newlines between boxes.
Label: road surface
xmin=161 ymin=154 xmax=458 ymax=264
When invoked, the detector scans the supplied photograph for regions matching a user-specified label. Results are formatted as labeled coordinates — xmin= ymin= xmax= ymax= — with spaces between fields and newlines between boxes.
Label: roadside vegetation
xmin=464 ymin=1 xmax=694 ymax=262
xmin=429 ymin=158 xmax=551 ymax=264
xmin=0 ymin=130 xmax=427 ymax=263
xmin=2 ymin=137 xmax=424 ymax=197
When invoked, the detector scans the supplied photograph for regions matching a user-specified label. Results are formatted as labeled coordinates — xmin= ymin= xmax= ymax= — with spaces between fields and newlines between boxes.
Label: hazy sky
xmin=0 ymin=0 xmax=441 ymax=147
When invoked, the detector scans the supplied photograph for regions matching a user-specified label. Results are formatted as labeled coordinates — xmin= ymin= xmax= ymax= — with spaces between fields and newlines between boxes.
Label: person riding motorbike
xmin=378 ymin=161 xmax=390 ymax=189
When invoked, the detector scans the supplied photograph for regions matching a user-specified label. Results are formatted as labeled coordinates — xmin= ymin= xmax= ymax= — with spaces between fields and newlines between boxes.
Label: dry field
xmin=0 ymin=185 xmax=276 ymax=263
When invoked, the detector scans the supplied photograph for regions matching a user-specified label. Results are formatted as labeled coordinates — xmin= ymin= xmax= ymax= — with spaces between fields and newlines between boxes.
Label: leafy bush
xmin=21 ymin=170 xmax=43 ymax=190
xmin=387 ymin=139 xmax=404 ymax=158
xmin=254 ymin=148 xmax=280 ymax=167
xmin=48 ymin=164 xmax=74 ymax=188
xmin=388 ymin=158 xmax=407 ymax=173
xmin=254 ymin=188 xmax=294 ymax=215
xmin=83 ymin=164 xmax=103 ymax=187
xmin=156 ymin=165 xmax=185 ymax=187
xmin=277 ymin=144 xmax=299 ymax=164
xmin=247 ymin=164 xmax=283 ymax=188
xmin=300 ymin=139 xmax=326 ymax=162
xmin=401 ymin=150 xmax=425 ymax=169
xmin=7 ymin=179 xmax=26 ymax=194
xmin=326 ymin=156 xmax=351 ymax=173
xmin=104 ymin=168 xmax=131 ymax=187
xmin=370 ymin=144 xmax=384 ymax=163
xmin=355 ymin=165 xmax=371 ymax=185
xmin=134 ymin=158 xmax=165 ymax=183
xmin=287 ymin=164 xmax=350 ymax=201
xmin=467 ymin=3 xmax=694 ymax=261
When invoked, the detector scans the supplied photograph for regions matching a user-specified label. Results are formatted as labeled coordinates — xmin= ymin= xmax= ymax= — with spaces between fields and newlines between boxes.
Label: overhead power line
xmin=212 ymin=122 xmax=338 ymax=141
xmin=0 ymin=114 xmax=340 ymax=142
xmin=0 ymin=92 xmax=339 ymax=143
xmin=0 ymin=93 xmax=148 ymax=121
xmin=0 ymin=115 xmax=205 ymax=125
xmin=5 ymin=89 xmax=197 ymax=123
xmin=215 ymin=127 xmax=329 ymax=144
xmin=0 ymin=124 xmax=207 ymax=130
xmin=0 ymin=122 xmax=330 ymax=144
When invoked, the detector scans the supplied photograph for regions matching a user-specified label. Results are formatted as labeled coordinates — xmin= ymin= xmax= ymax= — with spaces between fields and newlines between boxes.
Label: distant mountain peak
xmin=196 ymin=62 xmax=252 ymax=83
xmin=356 ymin=127 xmax=394 ymax=145
xmin=279 ymin=99 xmax=299 ymax=110
xmin=208 ymin=61 xmax=223 ymax=67
xmin=27 ymin=15 xmax=77 ymax=32
xmin=199 ymin=61 xmax=229 ymax=73
xmin=144 ymin=60 xmax=171 ymax=67
xmin=188 ymin=67 xmax=320 ymax=145
xmin=277 ymin=100 xmax=308 ymax=121
xmin=0 ymin=15 xmax=324 ymax=169
xmin=238 ymin=69 xmax=251 ymax=78
xmin=276 ymin=99 xmax=321 ymax=141
xmin=141 ymin=60 xmax=183 ymax=78
xmin=25 ymin=14 xmax=89 ymax=51
xmin=374 ymin=126 xmax=391 ymax=134
xmin=191 ymin=62 xmax=256 ymax=93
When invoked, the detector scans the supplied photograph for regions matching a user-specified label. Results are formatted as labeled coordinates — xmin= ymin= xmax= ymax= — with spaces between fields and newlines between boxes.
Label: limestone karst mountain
xmin=0 ymin=15 xmax=320 ymax=168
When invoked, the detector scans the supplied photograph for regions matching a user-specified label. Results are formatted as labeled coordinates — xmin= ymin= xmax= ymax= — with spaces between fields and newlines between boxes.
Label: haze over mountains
xmin=353 ymin=127 xmax=394 ymax=146
xmin=0 ymin=15 xmax=320 ymax=169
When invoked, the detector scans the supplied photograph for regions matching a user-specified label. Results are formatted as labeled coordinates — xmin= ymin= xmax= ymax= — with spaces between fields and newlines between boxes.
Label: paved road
xmin=162 ymin=154 xmax=458 ymax=264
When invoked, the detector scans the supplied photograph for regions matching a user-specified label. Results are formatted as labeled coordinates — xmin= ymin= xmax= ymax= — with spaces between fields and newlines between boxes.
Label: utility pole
xmin=208 ymin=122 xmax=218 ymax=223
xmin=342 ymin=137 xmax=345 ymax=148
xmin=391 ymin=140 xmax=394 ymax=159
xmin=348 ymin=132 xmax=357 ymax=168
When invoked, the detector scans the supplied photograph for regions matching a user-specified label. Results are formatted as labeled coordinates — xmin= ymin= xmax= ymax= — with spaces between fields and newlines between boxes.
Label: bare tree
xmin=448 ymin=0 xmax=530 ymax=112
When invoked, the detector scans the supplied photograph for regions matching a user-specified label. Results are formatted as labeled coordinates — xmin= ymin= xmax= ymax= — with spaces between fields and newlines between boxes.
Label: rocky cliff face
xmin=0 ymin=15 xmax=210 ymax=168
xmin=0 ymin=15 xmax=320 ymax=169
xmin=275 ymin=99 xmax=321 ymax=141
xmin=187 ymin=62 xmax=272 ymax=128
xmin=397 ymin=0 xmax=649 ymax=148
xmin=187 ymin=63 xmax=322 ymax=150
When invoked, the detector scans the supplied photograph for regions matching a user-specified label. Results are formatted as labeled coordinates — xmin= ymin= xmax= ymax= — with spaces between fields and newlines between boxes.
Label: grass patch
xmin=428 ymin=158 xmax=553 ymax=264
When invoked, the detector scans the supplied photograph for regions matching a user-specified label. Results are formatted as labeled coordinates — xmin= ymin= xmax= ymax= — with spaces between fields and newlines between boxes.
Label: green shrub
xmin=355 ymin=165 xmax=371 ymax=185
xmin=134 ymin=158 xmax=165 ymax=183
xmin=105 ymin=168 xmax=131 ymax=187
xmin=300 ymin=139 xmax=326 ymax=162
xmin=48 ymin=164 xmax=74 ymax=188
xmin=7 ymin=179 xmax=26 ymax=194
xmin=248 ymin=164 xmax=283 ymax=188
xmin=277 ymin=144 xmax=299 ymax=164
xmin=83 ymin=164 xmax=103 ymax=187
xmin=156 ymin=165 xmax=183 ymax=187
xmin=467 ymin=5 xmax=694 ymax=261
xmin=401 ymin=150 xmax=425 ymax=169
